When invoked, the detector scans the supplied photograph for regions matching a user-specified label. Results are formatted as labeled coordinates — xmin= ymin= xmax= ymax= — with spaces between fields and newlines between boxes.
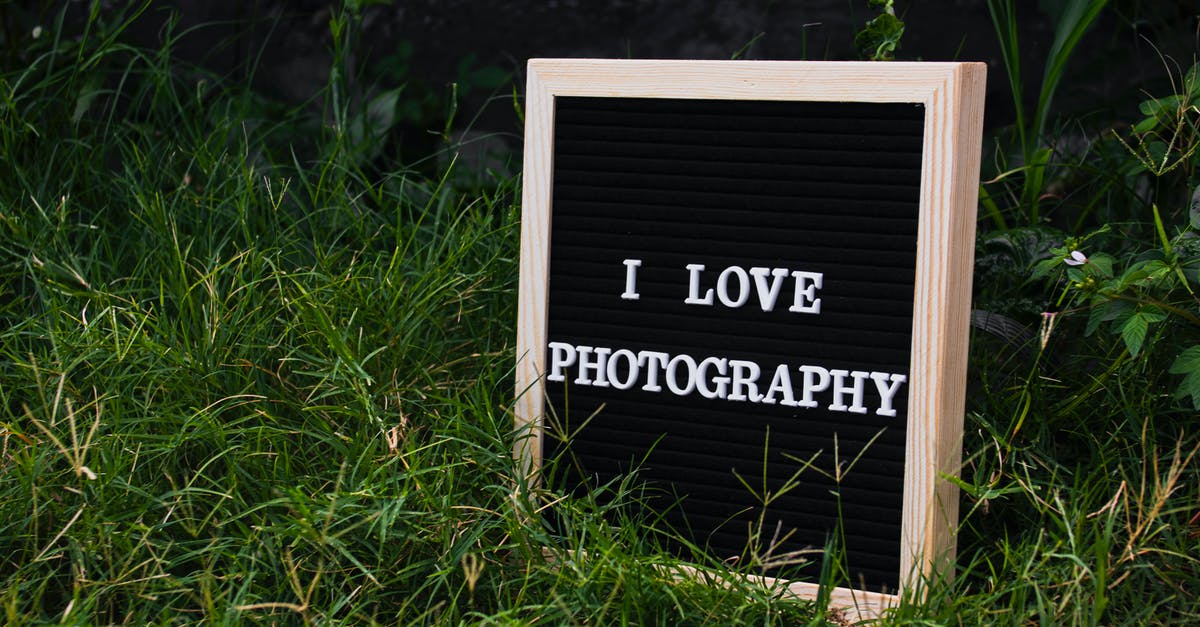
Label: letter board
xmin=516 ymin=60 xmax=986 ymax=612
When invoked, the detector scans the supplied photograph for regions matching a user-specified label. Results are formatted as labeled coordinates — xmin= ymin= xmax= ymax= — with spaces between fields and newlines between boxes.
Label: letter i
xmin=621 ymin=259 xmax=642 ymax=300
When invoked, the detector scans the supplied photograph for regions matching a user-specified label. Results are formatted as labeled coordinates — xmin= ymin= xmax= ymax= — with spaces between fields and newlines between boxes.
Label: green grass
xmin=0 ymin=6 xmax=832 ymax=624
xmin=3 ymin=3 xmax=1200 ymax=625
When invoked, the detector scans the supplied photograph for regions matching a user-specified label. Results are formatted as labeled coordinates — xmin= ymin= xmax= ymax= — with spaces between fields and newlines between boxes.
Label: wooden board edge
xmin=515 ymin=62 xmax=553 ymax=485
xmin=662 ymin=563 xmax=900 ymax=623
xmin=928 ymin=60 xmax=986 ymax=579
xmin=542 ymin=547 xmax=900 ymax=624
xmin=525 ymin=58 xmax=961 ymax=103
xmin=898 ymin=61 xmax=986 ymax=592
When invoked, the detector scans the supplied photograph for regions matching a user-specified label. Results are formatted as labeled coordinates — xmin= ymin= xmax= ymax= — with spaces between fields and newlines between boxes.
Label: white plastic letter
xmin=749 ymin=267 xmax=790 ymax=312
xmin=547 ymin=341 xmax=576 ymax=382
xmin=797 ymin=365 xmax=831 ymax=408
xmin=727 ymin=359 xmax=763 ymax=402
xmin=789 ymin=271 xmax=823 ymax=314
xmin=666 ymin=354 xmax=698 ymax=396
xmin=574 ymin=346 xmax=612 ymax=387
xmin=606 ymin=349 xmax=641 ymax=389
xmin=828 ymin=369 xmax=869 ymax=414
xmin=684 ymin=264 xmax=714 ymax=305
xmin=639 ymin=351 xmax=670 ymax=392
xmin=870 ymin=372 xmax=908 ymax=417
xmin=697 ymin=357 xmax=730 ymax=400
xmin=716 ymin=266 xmax=750 ymax=308
xmin=762 ymin=364 xmax=798 ymax=406
xmin=621 ymin=259 xmax=642 ymax=300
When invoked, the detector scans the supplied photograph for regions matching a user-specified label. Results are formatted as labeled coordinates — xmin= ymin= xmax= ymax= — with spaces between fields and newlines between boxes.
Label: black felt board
xmin=543 ymin=96 xmax=924 ymax=591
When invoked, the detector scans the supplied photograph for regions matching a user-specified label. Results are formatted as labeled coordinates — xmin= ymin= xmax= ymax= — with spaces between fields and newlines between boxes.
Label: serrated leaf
xmin=1170 ymin=346 xmax=1200 ymax=408
xmin=1118 ymin=265 xmax=1150 ymax=289
xmin=1087 ymin=253 xmax=1114 ymax=278
xmin=1169 ymin=345 xmax=1200 ymax=374
xmin=1140 ymin=309 xmax=1167 ymax=324
xmin=1085 ymin=300 xmax=1111 ymax=336
xmin=1031 ymin=257 xmax=1061 ymax=280
xmin=1177 ymin=372 xmax=1200 ymax=409
xmin=1104 ymin=299 xmax=1135 ymax=322
xmin=1120 ymin=311 xmax=1165 ymax=357
xmin=1119 ymin=259 xmax=1173 ymax=290
xmin=1143 ymin=259 xmax=1172 ymax=282
xmin=1121 ymin=313 xmax=1149 ymax=356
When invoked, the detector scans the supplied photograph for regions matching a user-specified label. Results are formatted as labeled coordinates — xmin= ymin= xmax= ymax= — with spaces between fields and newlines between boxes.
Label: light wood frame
xmin=515 ymin=59 xmax=985 ymax=616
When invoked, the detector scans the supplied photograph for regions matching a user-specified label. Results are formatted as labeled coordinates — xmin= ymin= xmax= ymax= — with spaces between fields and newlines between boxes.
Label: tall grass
xmin=0 ymin=5 xmax=837 ymax=624
xmin=982 ymin=0 xmax=1109 ymax=228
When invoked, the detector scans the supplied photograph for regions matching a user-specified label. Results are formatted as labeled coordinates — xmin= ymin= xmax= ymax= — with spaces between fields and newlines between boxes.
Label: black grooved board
xmin=543 ymin=96 xmax=924 ymax=592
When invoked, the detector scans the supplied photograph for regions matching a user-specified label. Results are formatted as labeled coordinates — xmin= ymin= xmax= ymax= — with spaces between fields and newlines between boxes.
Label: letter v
xmin=749 ymin=267 xmax=790 ymax=312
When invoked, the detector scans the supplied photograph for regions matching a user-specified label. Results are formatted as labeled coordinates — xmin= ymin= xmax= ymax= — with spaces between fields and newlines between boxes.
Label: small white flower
xmin=32 ymin=26 xmax=42 ymax=39
xmin=1063 ymin=250 xmax=1088 ymax=266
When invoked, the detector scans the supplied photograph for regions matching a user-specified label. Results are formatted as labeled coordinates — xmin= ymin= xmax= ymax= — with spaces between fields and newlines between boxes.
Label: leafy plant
xmin=854 ymin=0 xmax=905 ymax=61
xmin=1113 ymin=61 xmax=1200 ymax=180
xmin=1028 ymin=60 xmax=1200 ymax=408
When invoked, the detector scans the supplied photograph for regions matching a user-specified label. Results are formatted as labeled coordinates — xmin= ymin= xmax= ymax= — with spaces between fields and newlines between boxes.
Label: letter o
xmin=717 ymin=266 xmax=750 ymax=308
xmin=607 ymin=349 xmax=640 ymax=390
xmin=666 ymin=354 xmax=698 ymax=396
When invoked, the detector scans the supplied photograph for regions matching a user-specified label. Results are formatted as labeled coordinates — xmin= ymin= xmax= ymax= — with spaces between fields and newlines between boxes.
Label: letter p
xmin=547 ymin=341 xmax=576 ymax=382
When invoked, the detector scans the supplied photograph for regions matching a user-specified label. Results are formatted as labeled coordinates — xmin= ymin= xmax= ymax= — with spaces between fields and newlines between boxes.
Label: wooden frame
xmin=515 ymin=59 xmax=985 ymax=615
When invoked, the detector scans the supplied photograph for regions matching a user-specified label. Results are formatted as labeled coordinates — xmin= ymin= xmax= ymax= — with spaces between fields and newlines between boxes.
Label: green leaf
xmin=366 ymin=88 xmax=402 ymax=137
xmin=1120 ymin=313 xmax=1148 ymax=356
xmin=855 ymin=12 xmax=905 ymax=61
xmin=1152 ymin=203 xmax=1173 ymax=256
xmin=1138 ymin=95 xmax=1178 ymax=118
xmin=1169 ymin=345 xmax=1200 ymax=374
xmin=1085 ymin=299 xmax=1111 ymax=336
xmin=1170 ymin=346 xmax=1200 ymax=408
xmin=1140 ymin=308 xmax=1167 ymax=324
xmin=1031 ymin=257 xmax=1060 ymax=280
xmin=1120 ymin=311 xmax=1163 ymax=357
xmin=71 ymin=75 xmax=103 ymax=124
xmin=1132 ymin=116 xmax=1158 ymax=134
xmin=1185 ymin=63 xmax=1200 ymax=100
xmin=1105 ymin=298 xmax=1135 ymax=320
xmin=1024 ymin=147 xmax=1053 ymax=204
xmin=1146 ymin=140 xmax=1169 ymax=167
xmin=1118 ymin=259 xmax=1173 ymax=290
xmin=1117 ymin=267 xmax=1147 ymax=289
xmin=1087 ymin=253 xmax=1114 ymax=279
xmin=1143 ymin=259 xmax=1173 ymax=282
